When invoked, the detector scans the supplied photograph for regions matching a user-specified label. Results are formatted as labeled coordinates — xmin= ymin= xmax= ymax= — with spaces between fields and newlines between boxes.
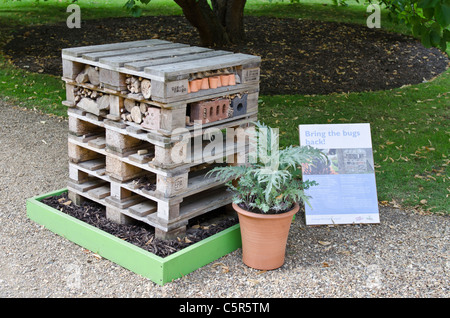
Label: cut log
xmin=124 ymin=98 xmax=136 ymax=112
xmin=141 ymin=79 xmax=151 ymax=99
xmin=77 ymin=97 xmax=101 ymax=115
xmin=86 ymin=66 xmax=100 ymax=86
xmin=127 ymin=76 xmax=140 ymax=94
xmin=139 ymin=102 xmax=148 ymax=114
xmin=75 ymin=71 xmax=89 ymax=84
xmin=97 ymin=95 xmax=110 ymax=110
xmin=131 ymin=106 xmax=142 ymax=124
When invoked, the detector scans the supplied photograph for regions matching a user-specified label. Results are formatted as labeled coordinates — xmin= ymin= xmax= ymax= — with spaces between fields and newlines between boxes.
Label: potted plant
xmin=207 ymin=122 xmax=327 ymax=270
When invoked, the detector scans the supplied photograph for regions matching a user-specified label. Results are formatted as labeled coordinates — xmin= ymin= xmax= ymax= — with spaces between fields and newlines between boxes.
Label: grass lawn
xmin=0 ymin=0 xmax=448 ymax=214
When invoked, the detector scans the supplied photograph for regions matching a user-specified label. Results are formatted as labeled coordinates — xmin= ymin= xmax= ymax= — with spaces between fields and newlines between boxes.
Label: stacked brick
xmin=62 ymin=40 xmax=260 ymax=239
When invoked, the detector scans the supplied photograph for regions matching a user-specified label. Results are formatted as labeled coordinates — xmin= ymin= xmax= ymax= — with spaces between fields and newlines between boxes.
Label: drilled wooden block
xmin=189 ymin=98 xmax=230 ymax=124
xmin=141 ymin=107 xmax=161 ymax=130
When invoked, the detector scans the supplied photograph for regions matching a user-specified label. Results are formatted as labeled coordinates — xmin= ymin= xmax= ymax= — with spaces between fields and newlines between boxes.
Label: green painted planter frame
xmin=26 ymin=189 xmax=242 ymax=286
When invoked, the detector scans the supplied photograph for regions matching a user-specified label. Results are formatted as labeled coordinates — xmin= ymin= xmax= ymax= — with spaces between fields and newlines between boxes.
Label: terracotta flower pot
xmin=221 ymin=74 xmax=230 ymax=86
xmin=190 ymin=79 xmax=201 ymax=93
xmin=200 ymin=77 xmax=209 ymax=90
xmin=208 ymin=76 xmax=219 ymax=89
xmin=228 ymin=74 xmax=236 ymax=86
xmin=233 ymin=203 xmax=299 ymax=270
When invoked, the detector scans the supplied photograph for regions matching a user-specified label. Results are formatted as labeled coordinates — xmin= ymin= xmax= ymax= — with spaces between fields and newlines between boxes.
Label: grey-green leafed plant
xmin=207 ymin=122 xmax=328 ymax=214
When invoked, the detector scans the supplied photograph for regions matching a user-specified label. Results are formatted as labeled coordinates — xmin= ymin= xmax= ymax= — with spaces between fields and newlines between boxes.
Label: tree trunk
xmin=174 ymin=0 xmax=247 ymax=46
xmin=212 ymin=0 xmax=247 ymax=44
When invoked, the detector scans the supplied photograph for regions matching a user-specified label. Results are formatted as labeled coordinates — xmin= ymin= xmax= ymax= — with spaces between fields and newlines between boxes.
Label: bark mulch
xmin=41 ymin=192 xmax=238 ymax=258
xmin=3 ymin=15 xmax=449 ymax=95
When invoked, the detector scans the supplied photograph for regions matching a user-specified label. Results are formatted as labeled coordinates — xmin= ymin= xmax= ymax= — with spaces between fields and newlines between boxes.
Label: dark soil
xmin=3 ymin=15 xmax=449 ymax=95
xmin=41 ymin=192 xmax=238 ymax=258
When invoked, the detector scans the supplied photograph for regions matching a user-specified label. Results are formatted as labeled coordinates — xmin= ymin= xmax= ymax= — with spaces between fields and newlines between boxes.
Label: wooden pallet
xmin=63 ymin=40 xmax=259 ymax=239
xmin=62 ymin=40 xmax=260 ymax=103
xmin=67 ymin=111 xmax=253 ymax=239
xmin=67 ymin=165 xmax=233 ymax=239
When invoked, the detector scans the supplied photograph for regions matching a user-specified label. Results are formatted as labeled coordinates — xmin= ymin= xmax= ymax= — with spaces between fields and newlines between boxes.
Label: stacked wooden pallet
xmin=62 ymin=39 xmax=260 ymax=239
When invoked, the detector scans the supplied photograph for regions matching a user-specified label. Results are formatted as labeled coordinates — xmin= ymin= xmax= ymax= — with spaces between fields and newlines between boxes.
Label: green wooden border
xmin=26 ymin=189 xmax=242 ymax=285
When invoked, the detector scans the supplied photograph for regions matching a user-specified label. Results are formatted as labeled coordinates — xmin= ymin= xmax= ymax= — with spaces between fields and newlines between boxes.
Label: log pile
xmin=75 ymin=65 xmax=100 ymax=86
xmin=121 ymin=98 xmax=151 ymax=125
xmin=73 ymin=86 xmax=110 ymax=116
xmin=125 ymin=75 xmax=152 ymax=99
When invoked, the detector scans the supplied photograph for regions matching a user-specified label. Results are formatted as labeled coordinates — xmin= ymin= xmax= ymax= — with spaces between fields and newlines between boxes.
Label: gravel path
xmin=0 ymin=100 xmax=448 ymax=298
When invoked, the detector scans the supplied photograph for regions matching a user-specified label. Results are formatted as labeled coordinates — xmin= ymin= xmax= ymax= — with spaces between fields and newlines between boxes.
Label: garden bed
xmin=4 ymin=16 xmax=449 ymax=95
xmin=26 ymin=189 xmax=242 ymax=285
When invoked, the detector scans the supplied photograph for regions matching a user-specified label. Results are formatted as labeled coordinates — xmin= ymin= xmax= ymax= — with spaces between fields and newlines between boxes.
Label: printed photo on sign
xmin=299 ymin=123 xmax=380 ymax=225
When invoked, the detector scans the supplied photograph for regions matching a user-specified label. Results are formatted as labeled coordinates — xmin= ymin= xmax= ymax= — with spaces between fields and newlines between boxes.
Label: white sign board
xmin=299 ymin=123 xmax=380 ymax=225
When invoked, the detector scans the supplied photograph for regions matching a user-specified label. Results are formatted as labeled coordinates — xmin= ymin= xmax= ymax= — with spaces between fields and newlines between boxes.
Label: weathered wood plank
xmin=128 ymin=201 xmax=157 ymax=217
xmin=88 ymin=185 xmax=111 ymax=199
xmin=82 ymin=45 xmax=182 ymax=62
xmin=144 ymin=53 xmax=261 ymax=80
xmin=62 ymin=39 xmax=170 ymax=57
xmin=98 ymin=43 xmax=189 ymax=67
xmin=123 ymin=48 xmax=225 ymax=71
